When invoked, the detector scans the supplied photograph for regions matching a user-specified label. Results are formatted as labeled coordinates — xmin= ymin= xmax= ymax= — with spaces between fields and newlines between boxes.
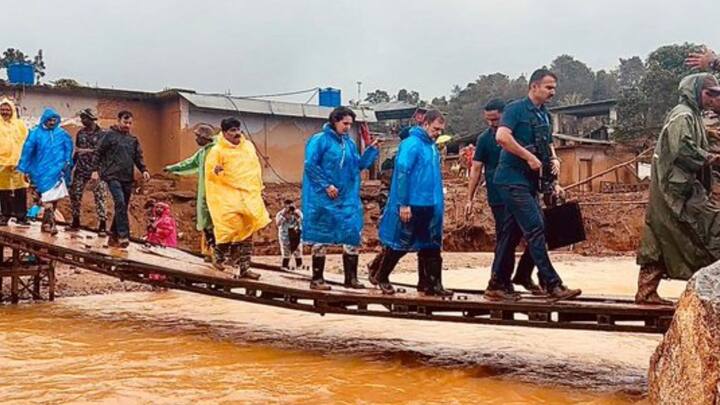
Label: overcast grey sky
xmin=5 ymin=0 xmax=720 ymax=103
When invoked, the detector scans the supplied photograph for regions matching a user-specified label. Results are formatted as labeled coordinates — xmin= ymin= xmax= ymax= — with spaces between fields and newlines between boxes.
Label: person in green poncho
xmin=636 ymin=73 xmax=720 ymax=305
xmin=164 ymin=124 xmax=218 ymax=262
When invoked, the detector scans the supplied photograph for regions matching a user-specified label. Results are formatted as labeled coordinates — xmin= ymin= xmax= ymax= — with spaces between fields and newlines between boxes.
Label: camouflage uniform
xmin=70 ymin=125 xmax=107 ymax=223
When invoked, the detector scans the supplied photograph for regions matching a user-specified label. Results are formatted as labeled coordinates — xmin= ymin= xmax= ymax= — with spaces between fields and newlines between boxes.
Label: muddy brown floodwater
xmin=0 ymin=254 xmax=685 ymax=404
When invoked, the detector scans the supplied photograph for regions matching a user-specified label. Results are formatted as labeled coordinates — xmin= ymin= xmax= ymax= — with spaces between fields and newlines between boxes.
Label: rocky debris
xmin=648 ymin=260 xmax=720 ymax=404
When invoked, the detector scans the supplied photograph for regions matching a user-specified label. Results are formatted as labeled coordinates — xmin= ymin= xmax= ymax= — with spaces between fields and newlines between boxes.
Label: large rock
xmin=649 ymin=261 xmax=720 ymax=404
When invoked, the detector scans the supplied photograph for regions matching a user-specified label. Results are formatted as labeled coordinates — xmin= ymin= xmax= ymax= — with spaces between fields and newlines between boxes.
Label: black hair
xmin=529 ymin=69 xmax=558 ymax=87
xmin=328 ymin=106 xmax=356 ymax=124
xmin=423 ymin=109 xmax=445 ymax=124
xmin=284 ymin=199 xmax=293 ymax=205
xmin=118 ymin=110 xmax=133 ymax=120
xmin=221 ymin=117 xmax=242 ymax=132
xmin=484 ymin=98 xmax=505 ymax=112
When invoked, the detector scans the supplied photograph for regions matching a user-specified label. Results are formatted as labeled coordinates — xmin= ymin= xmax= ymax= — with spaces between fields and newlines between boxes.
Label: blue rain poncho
xmin=302 ymin=123 xmax=379 ymax=246
xmin=17 ymin=108 xmax=74 ymax=193
xmin=379 ymin=126 xmax=444 ymax=251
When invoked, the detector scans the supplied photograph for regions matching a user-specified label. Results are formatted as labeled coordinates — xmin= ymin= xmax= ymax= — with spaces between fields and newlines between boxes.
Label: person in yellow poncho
xmin=0 ymin=98 xmax=30 ymax=226
xmin=205 ymin=117 xmax=270 ymax=279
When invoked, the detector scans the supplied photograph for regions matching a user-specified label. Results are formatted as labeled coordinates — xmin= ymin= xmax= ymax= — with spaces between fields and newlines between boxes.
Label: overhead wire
xmin=221 ymin=94 xmax=302 ymax=188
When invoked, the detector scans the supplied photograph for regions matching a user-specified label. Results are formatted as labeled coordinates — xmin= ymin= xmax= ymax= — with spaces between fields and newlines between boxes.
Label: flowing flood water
xmin=0 ymin=255 xmax=685 ymax=404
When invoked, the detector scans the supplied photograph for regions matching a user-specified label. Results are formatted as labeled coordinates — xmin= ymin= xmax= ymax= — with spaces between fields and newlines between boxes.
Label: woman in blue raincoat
xmin=302 ymin=106 xmax=379 ymax=290
xmin=372 ymin=110 xmax=451 ymax=296
xmin=17 ymin=108 xmax=74 ymax=234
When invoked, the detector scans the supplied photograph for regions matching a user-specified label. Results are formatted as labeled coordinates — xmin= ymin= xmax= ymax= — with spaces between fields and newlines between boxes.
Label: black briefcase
xmin=544 ymin=202 xmax=586 ymax=250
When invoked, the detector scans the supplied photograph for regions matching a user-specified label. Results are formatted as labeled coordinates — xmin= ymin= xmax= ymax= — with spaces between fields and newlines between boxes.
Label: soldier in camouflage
xmin=67 ymin=109 xmax=108 ymax=235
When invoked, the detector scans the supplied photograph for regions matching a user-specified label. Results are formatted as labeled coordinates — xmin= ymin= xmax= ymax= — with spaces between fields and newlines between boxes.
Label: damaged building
xmin=0 ymin=84 xmax=375 ymax=183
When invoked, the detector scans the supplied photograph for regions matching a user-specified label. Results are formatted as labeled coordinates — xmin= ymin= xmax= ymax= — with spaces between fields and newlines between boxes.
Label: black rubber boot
xmin=373 ymin=249 xmax=404 ymax=295
xmin=343 ymin=254 xmax=365 ymax=289
xmin=310 ymin=255 xmax=331 ymax=291
xmin=213 ymin=243 xmax=229 ymax=271
xmin=281 ymin=258 xmax=290 ymax=269
xmin=66 ymin=217 xmax=80 ymax=232
xmin=425 ymin=257 xmax=452 ymax=297
xmin=295 ymin=257 xmax=303 ymax=269
xmin=367 ymin=248 xmax=386 ymax=285
xmin=98 ymin=220 xmax=107 ymax=237
xmin=417 ymin=255 xmax=430 ymax=293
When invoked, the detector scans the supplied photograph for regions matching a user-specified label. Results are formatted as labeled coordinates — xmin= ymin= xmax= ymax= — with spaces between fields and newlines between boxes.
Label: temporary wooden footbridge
xmin=0 ymin=222 xmax=675 ymax=334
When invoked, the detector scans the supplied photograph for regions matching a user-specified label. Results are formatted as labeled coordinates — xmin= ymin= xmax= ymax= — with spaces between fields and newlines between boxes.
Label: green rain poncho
xmin=637 ymin=73 xmax=720 ymax=279
xmin=165 ymin=139 xmax=216 ymax=231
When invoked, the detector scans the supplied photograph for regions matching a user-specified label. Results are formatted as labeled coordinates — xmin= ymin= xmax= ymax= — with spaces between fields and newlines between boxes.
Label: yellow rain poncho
xmin=0 ymin=98 xmax=29 ymax=190
xmin=204 ymin=134 xmax=270 ymax=244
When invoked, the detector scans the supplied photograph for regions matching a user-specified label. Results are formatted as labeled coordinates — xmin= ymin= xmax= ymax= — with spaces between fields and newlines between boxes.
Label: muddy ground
xmin=56 ymin=173 xmax=647 ymax=257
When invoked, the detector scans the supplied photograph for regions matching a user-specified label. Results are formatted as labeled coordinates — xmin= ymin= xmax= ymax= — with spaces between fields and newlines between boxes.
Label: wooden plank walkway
xmin=0 ymin=222 xmax=675 ymax=334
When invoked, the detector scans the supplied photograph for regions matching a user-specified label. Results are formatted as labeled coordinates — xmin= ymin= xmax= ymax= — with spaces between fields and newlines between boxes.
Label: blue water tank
xmin=7 ymin=63 xmax=35 ymax=85
xmin=319 ymin=88 xmax=341 ymax=107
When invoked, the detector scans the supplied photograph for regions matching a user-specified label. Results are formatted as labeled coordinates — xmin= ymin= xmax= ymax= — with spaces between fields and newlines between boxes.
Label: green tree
xmin=592 ymin=69 xmax=619 ymax=101
xmin=446 ymin=73 xmax=527 ymax=136
xmin=550 ymin=54 xmax=595 ymax=104
xmin=615 ymin=43 xmax=704 ymax=142
xmin=364 ymin=89 xmax=390 ymax=104
xmin=617 ymin=56 xmax=646 ymax=89
xmin=396 ymin=88 xmax=420 ymax=105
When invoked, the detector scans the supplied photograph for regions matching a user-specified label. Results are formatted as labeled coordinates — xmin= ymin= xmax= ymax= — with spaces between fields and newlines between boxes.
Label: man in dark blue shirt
xmin=465 ymin=99 xmax=540 ymax=295
xmin=487 ymin=69 xmax=581 ymax=301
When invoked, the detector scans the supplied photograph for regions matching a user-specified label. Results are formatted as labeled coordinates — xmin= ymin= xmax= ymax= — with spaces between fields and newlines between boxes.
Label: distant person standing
xmin=0 ymin=98 xmax=30 ymax=226
xmin=92 ymin=111 xmax=150 ymax=248
xmin=302 ymin=106 xmax=380 ymax=290
xmin=17 ymin=108 xmax=74 ymax=235
xmin=67 ymin=108 xmax=108 ymax=235
xmin=275 ymin=199 xmax=304 ymax=269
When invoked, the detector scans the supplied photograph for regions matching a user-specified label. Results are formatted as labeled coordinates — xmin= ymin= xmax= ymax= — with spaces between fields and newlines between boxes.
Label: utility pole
xmin=356 ymin=81 xmax=362 ymax=106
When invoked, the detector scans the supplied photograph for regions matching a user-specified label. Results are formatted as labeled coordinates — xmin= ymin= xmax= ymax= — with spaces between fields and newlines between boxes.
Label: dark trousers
xmin=378 ymin=247 xmax=441 ymax=282
xmin=491 ymin=184 xmax=561 ymax=289
xmin=0 ymin=188 xmax=27 ymax=221
xmin=489 ymin=204 xmax=535 ymax=283
xmin=107 ymin=180 xmax=133 ymax=239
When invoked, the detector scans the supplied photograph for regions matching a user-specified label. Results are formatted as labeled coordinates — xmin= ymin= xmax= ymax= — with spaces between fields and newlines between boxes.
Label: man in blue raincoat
xmin=17 ymin=108 xmax=74 ymax=235
xmin=302 ymin=106 xmax=379 ymax=290
xmin=372 ymin=110 xmax=451 ymax=296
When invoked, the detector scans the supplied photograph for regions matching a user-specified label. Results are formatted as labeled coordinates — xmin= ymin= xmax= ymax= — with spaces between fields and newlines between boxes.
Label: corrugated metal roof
xmin=179 ymin=92 xmax=376 ymax=122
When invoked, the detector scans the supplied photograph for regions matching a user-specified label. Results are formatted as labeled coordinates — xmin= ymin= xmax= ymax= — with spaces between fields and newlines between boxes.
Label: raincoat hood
xmin=38 ymin=108 xmax=61 ymax=129
xmin=154 ymin=202 xmax=171 ymax=216
xmin=17 ymin=109 xmax=74 ymax=193
xmin=146 ymin=201 xmax=178 ymax=248
xmin=0 ymin=97 xmax=29 ymax=189
xmin=678 ymin=73 xmax=713 ymax=112
xmin=0 ymin=98 xmax=18 ymax=122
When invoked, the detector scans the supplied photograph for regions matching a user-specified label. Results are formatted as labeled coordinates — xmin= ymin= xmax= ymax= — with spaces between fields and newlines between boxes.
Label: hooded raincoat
xmin=146 ymin=202 xmax=178 ymax=247
xmin=17 ymin=108 xmax=73 ymax=194
xmin=165 ymin=138 xmax=216 ymax=231
xmin=204 ymin=134 xmax=270 ymax=244
xmin=301 ymin=123 xmax=379 ymax=246
xmin=637 ymin=73 xmax=720 ymax=279
xmin=379 ymin=126 xmax=444 ymax=251
xmin=0 ymin=98 xmax=29 ymax=190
